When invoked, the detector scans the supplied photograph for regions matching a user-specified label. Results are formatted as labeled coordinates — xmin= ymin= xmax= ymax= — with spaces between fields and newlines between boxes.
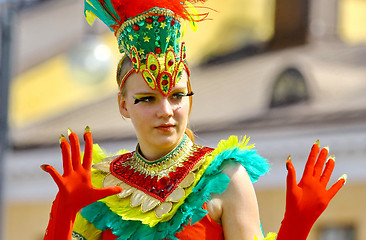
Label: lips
xmin=155 ymin=123 xmax=175 ymax=132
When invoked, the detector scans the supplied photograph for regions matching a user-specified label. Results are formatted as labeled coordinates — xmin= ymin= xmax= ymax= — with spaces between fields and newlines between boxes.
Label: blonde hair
xmin=116 ymin=55 xmax=195 ymax=142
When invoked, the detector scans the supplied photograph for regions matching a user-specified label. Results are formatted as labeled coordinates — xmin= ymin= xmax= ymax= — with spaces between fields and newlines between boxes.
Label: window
xmin=319 ymin=225 xmax=355 ymax=240
xmin=270 ymin=67 xmax=309 ymax=108
xmin=339 ymin=0 xmax=366 ymax=44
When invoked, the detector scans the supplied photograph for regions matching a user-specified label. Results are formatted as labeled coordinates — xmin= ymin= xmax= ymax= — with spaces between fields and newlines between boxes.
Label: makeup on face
xmin=132 ymin=91 xmax=193 ymax=104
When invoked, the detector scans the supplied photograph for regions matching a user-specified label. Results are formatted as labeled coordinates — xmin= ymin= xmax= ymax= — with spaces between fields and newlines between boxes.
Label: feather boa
xmin=74 ymin=136 xmax=270 ymax=240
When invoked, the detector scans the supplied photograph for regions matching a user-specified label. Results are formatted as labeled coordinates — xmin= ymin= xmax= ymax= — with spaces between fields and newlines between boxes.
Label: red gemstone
xmin=133 ymin=24 xmax=140 ymax=31
xmin=171 ymin=19 xmax=175 ymax=26
xmin=145 ymin=17 xmax=153 ymax=24
xmin=150 ymin=64 xmax=157 ymax=71
xmin=158 ymin=16 xmax=166 ymax=22
xmin=183 ymin=52 xmax=186 ymax=59
xmin=162 ymin=80 xmax=168 ymax=85
xmin=155 ymin=47 xmax=162 ymax=54
xmin=157 ymin=177 xmax=170 ymax=190
xmin=168 ymin=59 xmax=174 ymax=66
xmin=132 ymin=57 xmax=137 ymax=63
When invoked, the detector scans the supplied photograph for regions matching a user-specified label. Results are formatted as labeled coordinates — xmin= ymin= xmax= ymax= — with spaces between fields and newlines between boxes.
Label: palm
xmin=285 ymin=142 xmax=346 ymax=224
xmin=277 ymin=142 xmax=346 ymax=240
xmin=44 ymin=129 xmax=122 ymax=213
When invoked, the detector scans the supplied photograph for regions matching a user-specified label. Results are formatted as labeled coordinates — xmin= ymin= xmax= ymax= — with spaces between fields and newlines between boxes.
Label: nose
xmin=156 ymin=98 xmax=174 ymax=118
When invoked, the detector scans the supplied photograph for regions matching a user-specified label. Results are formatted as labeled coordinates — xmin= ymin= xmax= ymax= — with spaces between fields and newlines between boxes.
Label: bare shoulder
xmin=206 ymin=161 xmax=253 ymax=222
xmin=219 ymin=161 xmax=255 ymax=203
xmin=208 ymin=161 xmax=264 ymax=239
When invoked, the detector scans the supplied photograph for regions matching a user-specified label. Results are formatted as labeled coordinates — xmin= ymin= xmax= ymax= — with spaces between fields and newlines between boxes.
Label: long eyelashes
xmin=173 ymin=92 xmax=194 ymax=99
xmin=133 ymin=96 xmax=154 ymax=104
xmin=133 ymin=92 xmax=194 ymax=104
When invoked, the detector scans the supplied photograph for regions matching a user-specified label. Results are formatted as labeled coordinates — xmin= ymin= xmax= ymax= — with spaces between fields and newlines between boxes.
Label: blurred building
xmin=3 ymin=0 xmax=366 ymax=239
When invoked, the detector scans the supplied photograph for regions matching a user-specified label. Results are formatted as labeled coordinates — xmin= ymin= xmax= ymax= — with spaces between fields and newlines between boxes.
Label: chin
xmin=153 ymin=131 xmax=183 ymax=149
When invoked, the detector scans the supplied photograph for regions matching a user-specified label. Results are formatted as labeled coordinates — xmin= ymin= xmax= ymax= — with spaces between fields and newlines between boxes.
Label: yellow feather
xmin=85 ymin=10 xmax=97 ymax=25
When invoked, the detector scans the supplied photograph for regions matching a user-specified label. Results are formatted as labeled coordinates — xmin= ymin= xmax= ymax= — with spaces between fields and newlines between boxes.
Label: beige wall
xmin=5 ymin=202 xmax=51 ymax=240
xmin=257 ymin=183 xmax=366 ymax=240
xmin=5 ymin=183 xmax=365 ymax=240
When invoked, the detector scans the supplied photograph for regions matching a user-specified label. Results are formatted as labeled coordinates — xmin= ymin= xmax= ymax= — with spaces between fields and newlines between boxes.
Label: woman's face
xmin=118 ymin=71 xmax=191 ymax=159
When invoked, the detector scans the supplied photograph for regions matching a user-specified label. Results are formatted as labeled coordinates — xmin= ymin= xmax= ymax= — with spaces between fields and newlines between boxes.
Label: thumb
xmin=93 ymin=186 xmax=123 ymax=201
xmin=41 ymin=164 xmax=64 ymax=189
xmin=286 ymin=156 xmax=297 ymax=192
xmin=327 ymin=174 xmax=347 ymax=200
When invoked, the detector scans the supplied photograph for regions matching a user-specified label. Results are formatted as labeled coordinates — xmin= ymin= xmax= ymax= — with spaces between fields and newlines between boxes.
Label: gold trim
xmin=99 ymin=137 xmax=212 ymax=218
xmin=122 ymin=136 xmax=195 ymax=180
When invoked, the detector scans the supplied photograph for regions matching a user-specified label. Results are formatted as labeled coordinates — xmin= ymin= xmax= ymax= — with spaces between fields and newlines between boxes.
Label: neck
xmin=137 ymin=135 xmax=187 ymax=162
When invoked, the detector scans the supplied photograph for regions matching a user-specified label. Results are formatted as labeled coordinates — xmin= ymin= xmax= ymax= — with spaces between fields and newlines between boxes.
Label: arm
xmin=42 ymin=127 xmax=122 ymax=240
xmin=210 ymin=163 xmax=264 ymax=240
xmin=277 ymin=141 xmax=346 ymax=240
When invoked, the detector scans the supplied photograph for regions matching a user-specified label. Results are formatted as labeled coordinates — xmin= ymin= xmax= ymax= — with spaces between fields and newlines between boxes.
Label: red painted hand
xmin=277 ymin=141 xmax=346 ymax=240
xmin=42 ymin=127 xmax=122 ymax=240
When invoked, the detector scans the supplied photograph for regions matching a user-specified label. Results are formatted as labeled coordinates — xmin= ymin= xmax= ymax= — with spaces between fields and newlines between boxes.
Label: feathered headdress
xmin=84 ymin=0 xmax=207 ymax=96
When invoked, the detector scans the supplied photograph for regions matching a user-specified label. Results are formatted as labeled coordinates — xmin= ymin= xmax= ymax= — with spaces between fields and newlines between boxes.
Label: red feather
xmin=111 ymin=0 xmax=207 ymax=23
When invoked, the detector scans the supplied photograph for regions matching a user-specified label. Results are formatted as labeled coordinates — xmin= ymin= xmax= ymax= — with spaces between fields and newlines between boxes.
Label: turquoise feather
xmin=80 ymin=147 xmax=270 ymax=239
xmin=84 ymin=0 xmax=120 ymax=31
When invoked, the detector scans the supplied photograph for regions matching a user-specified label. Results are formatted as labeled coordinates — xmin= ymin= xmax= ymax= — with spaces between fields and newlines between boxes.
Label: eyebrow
xmin=171 ymin=87 xmax=188 ymax=92
xmin=133 ymin=92 xmax=157 ymax=96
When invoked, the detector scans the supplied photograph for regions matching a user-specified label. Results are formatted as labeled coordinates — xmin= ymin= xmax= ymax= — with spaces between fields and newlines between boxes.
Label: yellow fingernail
xmin=338 ymin=174 xmax=347 ymax=184
xmin=328 ymin=154 xmax=336 ymax=161
xmin=286 ymin=155 xmax=291 ymax=170
xmin=314 ymin=139 xmax=320 ymax=147
xmin=40 ymin=164 xmax=48 ymax=172
xmin=324 ymin=146 xmax=329 ymax=152
xmin=84 ymin=126 xmax=91 ymax=134
xmin=67 ymin=128 xmax=72 ymax=136
xmin=59 ymin=134 xmax=65 ymax=144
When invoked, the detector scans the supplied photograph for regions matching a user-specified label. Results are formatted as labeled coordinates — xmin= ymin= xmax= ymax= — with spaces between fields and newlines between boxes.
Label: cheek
xmin=127 ymin=104 xmax=152 ymax=125
xmin=174 ymin=99 xmax=190 ymax=119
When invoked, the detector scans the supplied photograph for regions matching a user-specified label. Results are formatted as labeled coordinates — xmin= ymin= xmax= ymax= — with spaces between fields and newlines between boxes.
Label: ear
xmin=118 ymin=93 xmax=130 ymax=118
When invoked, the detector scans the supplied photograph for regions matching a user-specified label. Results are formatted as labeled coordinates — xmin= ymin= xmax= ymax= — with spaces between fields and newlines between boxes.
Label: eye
xmin=172 ymin=92 xmax=193 ymax=100
xmin=172 ymin=92 xmax=187 ymax=99
xmin=133 ymin=96 xmax=155 ymax=104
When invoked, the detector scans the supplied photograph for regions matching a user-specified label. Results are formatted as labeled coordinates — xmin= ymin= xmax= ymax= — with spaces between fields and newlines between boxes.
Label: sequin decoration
xmin=142 ymin=69 xmax=157 ymax=90
xmin=115 ymin=8 xmax=190 ymax=95
xmin=72 ymin=232 xmax=86 ymax=240
xmin=130 ymin=47 xmax=141 ymax=72
xmin=95 ymin=135 xmax=214 ymax=218
xmin=158 ymin=71 xmax=173 ymax=96
xmin=146 ymin=52 xmax=161 ymax=78
xmin=165 ymin=49 xmax=176 ymax=74
xmin=174 ymin=61 xmax=185 ymax=86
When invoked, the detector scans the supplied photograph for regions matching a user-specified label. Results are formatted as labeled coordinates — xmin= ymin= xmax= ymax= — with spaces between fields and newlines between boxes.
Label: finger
xmin=286 ymin=156 xmax=297 ymax=196
xmin=68 ymin=129 xmax=82 ymax=171
xmin=320 ymin=156 xmax=335 ymax=186
xmin=82 ymin=126 xmax=93 ymax=170
xmin=93 ymin=186 xmax=123 ymax=201
xmin=313 ymin=146 xmax=329 ymax=179
xmin=41 ymin=164 xmax=64 ymax=189
xmin=303 ymin=140 xmax=320 ymax=177
xmin=60 ymin=134 xmax=72 ymax=176
xmin=327 ymin=174 xmax=347 ymax=200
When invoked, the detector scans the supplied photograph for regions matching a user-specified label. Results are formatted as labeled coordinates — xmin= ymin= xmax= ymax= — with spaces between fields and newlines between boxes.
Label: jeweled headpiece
xmin=84 ymin=0 xmax=207 ymax=96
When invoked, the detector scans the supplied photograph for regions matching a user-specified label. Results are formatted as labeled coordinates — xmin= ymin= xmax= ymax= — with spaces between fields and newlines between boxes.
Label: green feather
xmin=84 ymin=0 xmax=119 ymax=31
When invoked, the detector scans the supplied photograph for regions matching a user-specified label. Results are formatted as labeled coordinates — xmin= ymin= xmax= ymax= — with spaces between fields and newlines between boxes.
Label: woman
xmin=41 ymin=0 xmax=346 ymax=239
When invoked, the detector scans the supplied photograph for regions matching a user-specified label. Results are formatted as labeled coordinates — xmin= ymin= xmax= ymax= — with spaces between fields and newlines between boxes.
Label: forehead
xmin=125 ymin=71 xmax=189 ymax=94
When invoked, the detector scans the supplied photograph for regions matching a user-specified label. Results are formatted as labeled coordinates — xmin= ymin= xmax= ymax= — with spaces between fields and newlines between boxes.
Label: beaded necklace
xmin=93 ymin=135 xmax=214 ymax=218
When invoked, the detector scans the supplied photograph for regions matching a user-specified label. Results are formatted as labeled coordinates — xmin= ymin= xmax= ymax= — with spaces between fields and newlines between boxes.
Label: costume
xmin=42 ymin=0 xmax=347 ymax=239
xmin=72 ymin=135 xmax=274 ymax=240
